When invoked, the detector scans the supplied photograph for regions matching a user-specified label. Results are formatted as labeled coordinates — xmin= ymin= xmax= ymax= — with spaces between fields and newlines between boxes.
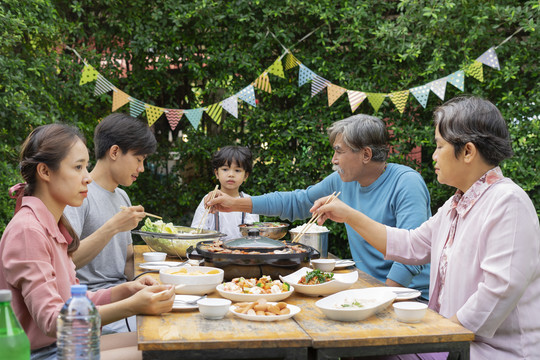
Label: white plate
xmin=315 ymin=288 xmax=397 ymax=321
xmin=230 ymin=303 xmax=300 ymax=322
xmin=334 ymin=260 xmax=356 ymax=269
xmin=279 ymin=267 xmax=358 ymax=296
xmin=381 ymin=287 xmax=422 ymax=301
xmin=139 ymin=261 xmax=186 ymax=271
xmin=172 ymin=295 xmax=201 ymax=310
xmin=216 ymin=284 xmax=294 ymax=302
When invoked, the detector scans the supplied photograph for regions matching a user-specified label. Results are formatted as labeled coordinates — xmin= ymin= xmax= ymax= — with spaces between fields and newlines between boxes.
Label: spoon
xmin=174 ymin=294 xmax=207 ymax=305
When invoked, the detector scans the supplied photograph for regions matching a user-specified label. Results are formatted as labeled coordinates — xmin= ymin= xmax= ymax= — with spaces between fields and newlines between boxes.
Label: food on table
xmin=200 ymin=240 xmax=308 ymax=255
xmin=333 ymin=297 xmax=378 ymax=309
xmin=298 ymin=269 xmax=334 ymax=285
xmin=290 ymin=223 xmax=329 ymax=233
xmin=169 ymin=268 xmax=221 ymax=275
xmin=222 ymin=275 xmax=291 ymax=294
xmin=233 ymin=298 xmax=290 ymax=316
xmin=141 ymin=218 xmax=178 ymax=234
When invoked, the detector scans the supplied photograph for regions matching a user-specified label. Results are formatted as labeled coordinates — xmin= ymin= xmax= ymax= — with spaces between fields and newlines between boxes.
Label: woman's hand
xmin=311 ymin=197 xmax=354 ymax=225
xmin=129 ymin=285 xmax=175 ymax=315
xmin=110 ymin=275 xmax=160 ymax=302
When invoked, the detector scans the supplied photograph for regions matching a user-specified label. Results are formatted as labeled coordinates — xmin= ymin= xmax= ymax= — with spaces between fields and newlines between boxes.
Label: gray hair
xmin=327 ymin=114 xmax=389 ymax=162
xmin=434 ymin=96 xmax=513 ymax=166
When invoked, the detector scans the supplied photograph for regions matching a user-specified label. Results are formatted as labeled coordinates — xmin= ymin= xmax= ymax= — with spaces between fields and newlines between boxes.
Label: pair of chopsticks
xmin=292 ymin=191 xmax=341 ymax=243
xmin=119 ymin=205 xmax=162 ymax=220
xmin=196 ymin=185 xmax=219 ymax=233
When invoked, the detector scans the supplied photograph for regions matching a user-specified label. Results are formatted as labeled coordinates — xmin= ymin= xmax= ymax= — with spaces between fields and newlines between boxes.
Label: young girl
xmin=191 ymin=146 xmax=259 ymax=240
xmin=0 ymin=123 xmax=174 ymax=360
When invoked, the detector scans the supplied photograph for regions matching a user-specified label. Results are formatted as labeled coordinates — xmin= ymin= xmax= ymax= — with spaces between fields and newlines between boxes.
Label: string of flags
xmin=77 ymin=46 xmax=501 ymax=130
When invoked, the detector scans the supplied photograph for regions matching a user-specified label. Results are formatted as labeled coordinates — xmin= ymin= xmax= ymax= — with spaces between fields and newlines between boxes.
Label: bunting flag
xmin=447 ymin=70 xmax=465 ymax=91
xmin=129 ymin=98 xmax=146 ymax=118
xmin=347 ymin=90 xmax=367 ymax=113
xmin=253 ymin=72 xmax=271 ymax=93
xmin=79 ymin=64 xmax=99 ymax=85
xmin=111 ymin=89 xmax=130 ymax=111
xmin=476 ymin=47 xmax=500 ymax=70
xmin=327 ymin=84 xmax=347 ymax=106
xmin=311 ymin=75 xmax=330 ymax=97
xmin=94 ymin=74 xmax=114 ymax=96
xmin=466 ymin=61 xmax=484 ymax=82
xmin=366 ymin=93 xmax=387 ymax=112
xmin=237 ymin=85 xmax=256 ymax=107
xmin=184 ymin=108 xmax=204 ymax=129
xmin=429 ymin=78 xmax=447 ymax=101
xmin=284 ymin=52 xmax=300 ymax=70
xmin=145 ymin=104 xmax=164 ymax=127
xmin=389 ymin=90 xmax=409 ymax=114
xmin=221 ymin=95 xmax=238 ymax=118
xmin=165 ymin=109 xmax=183 ymax=131
xmin=267 ymin=58 xmax=285 ymax=79
xmin=298 ymin=64 xmax=316 ymax=86
xmin=409 ymin=85 xmax=430 ymax=108
xmin=206 ymin=103 xmax=223 ymax=124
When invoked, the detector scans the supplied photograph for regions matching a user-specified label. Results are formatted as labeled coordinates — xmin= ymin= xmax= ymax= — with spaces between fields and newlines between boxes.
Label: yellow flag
xmin=252 ymin=73 xmax=272 ymax=93
xmin=389 ymin=90 xmax=409 ymax=114
xmin=79 ymin=65 xmax=99 ymax=85
xmin=267 ymin=58 xmax=285 ymax=79
xmin=112 ymin=89 xmax=130 ymax=111
xmin=284 ymin=53 xmax=300 ymax=70
xmin=206 ymin=103 xmax=223 ymax=124
xmin=145 ymin=105 xmax=164 ymax=127
xmin=366 ymin=93 xmax=387 ymax=112
xmin=465 ymin=61 xmax=484 ymax=82
xmin=327 ymin=84 xmax=347 ymax=107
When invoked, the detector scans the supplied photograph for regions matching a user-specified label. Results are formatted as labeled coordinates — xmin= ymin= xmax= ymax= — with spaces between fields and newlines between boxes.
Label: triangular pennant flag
xmin=347 ymin=90 xmax=367 ymax=113
xmin=165 ymin=109 xmax=183 ymax=131
xmin=476 ymin=47 xmax=500 ymax=70
xmin=447 ymin=70 xmax=465 ymax=91
xmin=267 ymin=58 xmax=285 ymax=79
xmin=221 ymin=96 xmax=238 ymax=118
xmin=311 ymin=75 xmax=330 ymax=97
xmin=79 ymin=64 xmax=99 ymax=85
xmin=327 ymin=84 xmax=347 ymax=106
xmin=429 ymin=78 xmax=447 ymax=101
xmin=145 ymin=104 xmax=164 ymax=127
xmin=465 ymin=61 xmax=484 ymax=82
xmin=298 ymin=64 xmax=316 ymax=86
xmin=252 ymin=72 xmax=271 ymax=93
xmin=366 ymin=93 xmax=386 ymax=112
xmin=237 ymin=85 xmax=256 ymax=107
xmin=389 ymin=90 xmax=409 ymax=114
xmin=409 ymin=85 xmax=430 ymax=108
xmin=284 ymin=52 xmax=300 ymax=70
xmin=94 ymin=74 xmax=114 ymax=96
xmin=129 ymin=98 xmax=146 ymax=118
xmin=206 ymin=102 xmax=223 ymax=124
xmin=111 ymin=89 xmax=130 ymax=111
xmin=184 ymin=108 xmax=204 ymax=129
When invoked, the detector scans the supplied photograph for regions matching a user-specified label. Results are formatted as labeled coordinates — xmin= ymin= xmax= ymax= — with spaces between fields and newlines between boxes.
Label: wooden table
xmin=134 ymin=245 xmax=474 ymax=360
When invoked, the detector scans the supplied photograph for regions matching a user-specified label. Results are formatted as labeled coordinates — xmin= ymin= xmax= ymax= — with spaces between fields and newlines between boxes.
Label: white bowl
xmin=393 ymin=301 xmax=428 ymax=323
xmin=280 ymin=267 xmax=358 ymax=296
xmin=311 ymin=259 xmax=336 ymax=272
xmin=315 ymin=288 xmax=397 ymax=321
xmin=197 ymin=298 xmax=231 ymax=320
xmin=143 ymin=252 xmax=167 ymax=262
xmin=159 ymin=266 xmax=224 ymax=295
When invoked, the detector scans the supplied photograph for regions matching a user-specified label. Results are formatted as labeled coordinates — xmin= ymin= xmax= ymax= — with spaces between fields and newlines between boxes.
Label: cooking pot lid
xmin=222 ymin=229 xmax=286 ymax=251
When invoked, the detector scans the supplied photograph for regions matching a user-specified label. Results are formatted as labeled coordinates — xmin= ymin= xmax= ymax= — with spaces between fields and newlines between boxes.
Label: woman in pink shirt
xmin=312 ymin=96 xmax=540 ymax=360
xmin=0 ymin=124 xmax=175 ymax=360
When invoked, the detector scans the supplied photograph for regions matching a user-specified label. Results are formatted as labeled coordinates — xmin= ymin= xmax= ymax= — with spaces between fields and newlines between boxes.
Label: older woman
xmin=312 ymin=96 xmax=540 ymax=359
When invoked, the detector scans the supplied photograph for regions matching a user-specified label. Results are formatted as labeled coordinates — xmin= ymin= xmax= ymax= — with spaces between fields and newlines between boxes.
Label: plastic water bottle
xmin=0 ymin=289 xmax=30 ymax=360
xmin=57 ymin=285 xmax=100 ymax=359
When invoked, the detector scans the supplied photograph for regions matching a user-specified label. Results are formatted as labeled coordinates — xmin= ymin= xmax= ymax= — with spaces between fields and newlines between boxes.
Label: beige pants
xmin=101 ymin=332 xmax=141 ymax=360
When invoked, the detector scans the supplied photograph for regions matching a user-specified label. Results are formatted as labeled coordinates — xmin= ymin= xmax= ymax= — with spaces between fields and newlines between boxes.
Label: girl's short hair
xmin=211 ymin=146 xmax=253 ymax=174
xmin=434 ymin=96 xmax=513 ymax=165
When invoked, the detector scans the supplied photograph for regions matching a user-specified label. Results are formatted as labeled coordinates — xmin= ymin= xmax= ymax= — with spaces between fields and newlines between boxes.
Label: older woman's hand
xmin=311 ymin=197 xmax=354 ymax=225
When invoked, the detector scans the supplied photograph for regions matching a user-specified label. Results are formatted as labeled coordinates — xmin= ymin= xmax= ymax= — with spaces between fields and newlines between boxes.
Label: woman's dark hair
xmin=211 ymin=146 xmax=253 ymax=174
xmin=434 ymin=96 xmax=513 ymax=166
xmin=94 ymin=113 xmax=157 ymax=159
xmin=19 ymin=123 xmax=85 ymax=254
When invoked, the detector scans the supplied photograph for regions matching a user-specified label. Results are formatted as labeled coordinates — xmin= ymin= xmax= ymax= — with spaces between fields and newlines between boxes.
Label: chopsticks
xmin=120 ymin=206 xmax=162 ymax=220
xmin=196 ymin=185 xmax=219 ymax=233
xmin=292 ymin=191 xmax=341 ymax=243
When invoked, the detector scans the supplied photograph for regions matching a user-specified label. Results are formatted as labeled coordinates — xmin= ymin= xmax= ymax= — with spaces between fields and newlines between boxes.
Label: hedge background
xmin=1 ymin=0 xmax=538 ymax=258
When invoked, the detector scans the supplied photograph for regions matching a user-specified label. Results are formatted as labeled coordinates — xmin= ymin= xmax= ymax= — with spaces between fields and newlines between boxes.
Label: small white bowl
xmin=311 ymin=259 xmax=336 ymax=272
xmin=393 ymin=301 xmax=428 ymax=323
xmin=143 ymin=252 xmax=167 ymax=262
xmin=197 ymin=298 xmax=231 ymax=320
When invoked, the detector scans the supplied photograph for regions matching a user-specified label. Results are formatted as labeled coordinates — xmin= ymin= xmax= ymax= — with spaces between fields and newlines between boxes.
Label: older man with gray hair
xmin=207 ymin=114 xmax=431 ymax=299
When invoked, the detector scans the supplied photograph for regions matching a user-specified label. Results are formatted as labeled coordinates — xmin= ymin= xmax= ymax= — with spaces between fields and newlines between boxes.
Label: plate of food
xmin=230 ymin=299 xmax=300 ymax=322
xmin=216 ymin=275 xmax=294 ymax=302
xmin=280 ymin=267 xmax=358 ymax=296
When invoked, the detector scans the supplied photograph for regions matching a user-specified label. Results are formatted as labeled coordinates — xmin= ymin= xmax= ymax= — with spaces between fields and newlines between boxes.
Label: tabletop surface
xmin=134 ymin=245 xmax=474 ymax=353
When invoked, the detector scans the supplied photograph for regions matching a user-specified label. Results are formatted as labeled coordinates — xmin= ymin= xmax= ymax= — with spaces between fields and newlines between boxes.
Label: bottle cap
xmin=70 ymin=284 xmax=88 ymax=295
xmin=0 ymin=289 xmax=12 ymax=302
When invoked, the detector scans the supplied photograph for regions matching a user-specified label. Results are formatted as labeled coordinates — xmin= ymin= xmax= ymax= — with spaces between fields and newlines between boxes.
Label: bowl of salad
xmin=279 ymin=267 xmax=358 ymax=296
xmin=238 ymin=222 xmax=289 ymax=240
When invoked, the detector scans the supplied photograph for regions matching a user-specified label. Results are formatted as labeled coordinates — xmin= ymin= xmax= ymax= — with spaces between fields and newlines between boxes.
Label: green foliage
xmin=1 ymin=1 xmax=538 ymax=258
